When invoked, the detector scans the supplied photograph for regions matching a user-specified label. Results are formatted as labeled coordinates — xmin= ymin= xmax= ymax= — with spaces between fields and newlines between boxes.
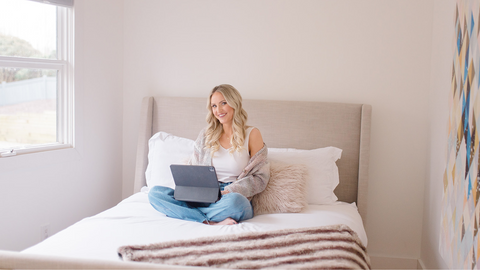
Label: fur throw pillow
xmin=252 ymin=161 xmax=308 ymax=215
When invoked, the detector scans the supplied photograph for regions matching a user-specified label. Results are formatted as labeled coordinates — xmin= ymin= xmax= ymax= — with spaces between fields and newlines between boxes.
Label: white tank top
xmin=212 ymin=127 xmax=254 ymax=183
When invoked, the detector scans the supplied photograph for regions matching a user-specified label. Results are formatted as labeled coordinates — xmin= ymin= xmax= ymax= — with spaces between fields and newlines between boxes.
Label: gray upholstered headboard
xmin=134 ymin=96 xmax=371 ymax=223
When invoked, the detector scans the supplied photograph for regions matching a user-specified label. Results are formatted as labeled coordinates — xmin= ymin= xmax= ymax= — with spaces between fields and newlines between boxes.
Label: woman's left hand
xmin=221 ymin=190 xmax=230 ymax=195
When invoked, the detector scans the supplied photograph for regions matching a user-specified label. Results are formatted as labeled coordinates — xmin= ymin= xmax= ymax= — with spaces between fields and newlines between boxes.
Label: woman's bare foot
xmin=205 ymin=218 xmax=237 ymax=225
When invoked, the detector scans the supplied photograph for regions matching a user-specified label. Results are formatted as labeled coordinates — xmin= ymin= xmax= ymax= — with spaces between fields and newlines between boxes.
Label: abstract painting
xmin=441 ymin=0 xmax=480 ymax=268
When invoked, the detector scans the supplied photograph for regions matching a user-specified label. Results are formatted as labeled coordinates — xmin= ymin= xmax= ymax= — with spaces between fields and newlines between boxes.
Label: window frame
xmin=0 ymin=1 xmax=74 ymax=156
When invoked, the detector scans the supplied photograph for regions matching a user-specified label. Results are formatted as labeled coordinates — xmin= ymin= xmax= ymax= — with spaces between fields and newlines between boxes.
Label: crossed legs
xmin=148 ymin=186 xmax=253 ymax=225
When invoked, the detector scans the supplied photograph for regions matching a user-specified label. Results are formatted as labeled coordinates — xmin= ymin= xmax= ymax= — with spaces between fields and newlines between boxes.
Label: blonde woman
xmin=148 ymin=84 xmax=270 ymax=225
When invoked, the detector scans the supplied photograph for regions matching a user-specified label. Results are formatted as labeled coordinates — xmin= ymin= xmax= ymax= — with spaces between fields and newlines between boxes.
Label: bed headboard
xmin=134 ymin=96 xmax=372 ymax=223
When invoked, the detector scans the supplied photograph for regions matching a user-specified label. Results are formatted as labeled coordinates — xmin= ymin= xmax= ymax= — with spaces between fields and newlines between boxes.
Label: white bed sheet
xmin=23 ymin=190 xmax=368 ymax=262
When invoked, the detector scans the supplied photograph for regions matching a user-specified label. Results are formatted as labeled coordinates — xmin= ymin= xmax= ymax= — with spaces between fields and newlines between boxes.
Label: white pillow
xmin=145 ymin=132 xmax=194 ymax=189
xmin=268 ymin=147 xmax=342 ymax=205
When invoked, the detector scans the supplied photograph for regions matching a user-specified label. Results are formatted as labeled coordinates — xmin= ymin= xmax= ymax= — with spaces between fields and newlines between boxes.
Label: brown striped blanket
xmin=118 ymin=225 xmax=370 ymax=269
xmin=118 ymin=224 xmax=370 ymax=269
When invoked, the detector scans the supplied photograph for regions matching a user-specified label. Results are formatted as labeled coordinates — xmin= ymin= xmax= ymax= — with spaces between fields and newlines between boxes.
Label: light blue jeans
xmin=148 ymin=182 xmax=253 ymax=224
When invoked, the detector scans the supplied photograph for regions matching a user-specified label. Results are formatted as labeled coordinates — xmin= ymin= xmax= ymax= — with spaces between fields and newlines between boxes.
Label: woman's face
xmin=210 ymin=91 xmax=234 ymax=125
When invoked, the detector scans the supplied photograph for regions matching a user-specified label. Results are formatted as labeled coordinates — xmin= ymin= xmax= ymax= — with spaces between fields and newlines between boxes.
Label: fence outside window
xmin=0 ymin=76 xmax=57 ymax=149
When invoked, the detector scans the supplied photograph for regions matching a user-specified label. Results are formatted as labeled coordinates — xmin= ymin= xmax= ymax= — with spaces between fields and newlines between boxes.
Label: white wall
xmin=0 ymin=0 xmax=124 ymax=251
xmin=122 ymin=0 xmax=434 ymax=260
xmin=421 ymin=0 xmax=455 ymax=269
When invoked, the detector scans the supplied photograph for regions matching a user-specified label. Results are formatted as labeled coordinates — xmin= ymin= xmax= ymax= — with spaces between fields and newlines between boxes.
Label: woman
xmin=148 ymin=84 xmax=270 ymax=225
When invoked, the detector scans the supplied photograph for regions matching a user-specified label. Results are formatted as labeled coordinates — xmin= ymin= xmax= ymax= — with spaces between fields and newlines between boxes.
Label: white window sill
xmin=0 ymin=143 xmax=73 ymax=158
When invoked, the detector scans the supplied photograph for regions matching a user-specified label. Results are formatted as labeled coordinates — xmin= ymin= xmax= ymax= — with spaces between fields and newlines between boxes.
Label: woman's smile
xmin=216 ymin=111 xmax=230 ymax=123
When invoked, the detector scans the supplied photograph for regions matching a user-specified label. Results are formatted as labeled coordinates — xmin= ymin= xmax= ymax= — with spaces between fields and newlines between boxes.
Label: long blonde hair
xmin=205 ymin=84 xmax=248 ymax=156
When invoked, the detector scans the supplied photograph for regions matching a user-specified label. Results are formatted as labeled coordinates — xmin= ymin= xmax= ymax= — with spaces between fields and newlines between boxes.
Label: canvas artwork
xmin=441 ymin=0 xmax=480 ymax=268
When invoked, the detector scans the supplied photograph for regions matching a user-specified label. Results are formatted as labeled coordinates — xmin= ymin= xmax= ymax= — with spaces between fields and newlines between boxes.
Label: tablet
xmin=170 ymin=164 xmax=220 ymax=203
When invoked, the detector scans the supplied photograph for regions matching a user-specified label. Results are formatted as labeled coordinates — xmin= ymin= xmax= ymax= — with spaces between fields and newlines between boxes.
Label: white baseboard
xmin=417 ymin=259 xmax=426 ymax=270
xmin=370 ymin=255 xmax=420 ymax=269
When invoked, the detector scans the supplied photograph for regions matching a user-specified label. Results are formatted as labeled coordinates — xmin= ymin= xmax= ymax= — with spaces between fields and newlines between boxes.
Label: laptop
xmin=170 ymin=164 xmax=221 ymax=204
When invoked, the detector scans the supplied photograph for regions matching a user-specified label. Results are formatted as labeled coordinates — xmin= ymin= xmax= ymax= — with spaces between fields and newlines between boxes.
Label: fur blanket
xmin=118 ymin=224 xmax=371 ymax=269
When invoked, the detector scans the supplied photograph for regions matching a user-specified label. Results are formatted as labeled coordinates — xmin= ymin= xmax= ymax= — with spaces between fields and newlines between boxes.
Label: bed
xmin=0 ymin=96 xmax=372 ymax=269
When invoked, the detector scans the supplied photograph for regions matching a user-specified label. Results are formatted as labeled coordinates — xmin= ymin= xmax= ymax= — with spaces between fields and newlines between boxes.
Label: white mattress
xmin=23 ymin=190 xmax=368 ymax=262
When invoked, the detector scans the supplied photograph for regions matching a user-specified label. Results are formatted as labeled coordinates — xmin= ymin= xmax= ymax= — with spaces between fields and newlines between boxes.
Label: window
xmin=0 ymin=0 xmax=74 ymax=156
